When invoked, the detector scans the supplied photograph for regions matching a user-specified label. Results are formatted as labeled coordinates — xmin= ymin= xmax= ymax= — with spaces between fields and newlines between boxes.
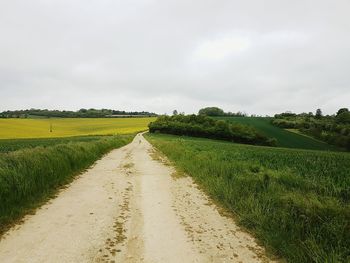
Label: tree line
xmin=149 ymin=114 xmax=276 ymax=146
xmin=272 ymin=108 xmax=350 ymax=150
xmin=197 ymin=106 xmax=247 ymax=117
xmin=0 ymin=109 xmax=157 ymax=118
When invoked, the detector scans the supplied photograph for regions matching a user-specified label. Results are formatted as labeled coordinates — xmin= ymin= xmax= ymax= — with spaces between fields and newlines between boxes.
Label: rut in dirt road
xmin=0 ymin=133 xmax=273 ymax=263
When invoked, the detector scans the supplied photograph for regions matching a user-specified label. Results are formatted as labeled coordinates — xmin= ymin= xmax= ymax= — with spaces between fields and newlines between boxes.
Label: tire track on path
xmin=0 ymin=133 xmax=274 ymax=263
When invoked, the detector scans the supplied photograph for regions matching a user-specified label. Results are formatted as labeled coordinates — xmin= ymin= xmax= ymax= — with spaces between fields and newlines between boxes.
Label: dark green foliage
xmin=0 ymin=136 xmax=108 ymax=153
xmin=149 ymin=115 xmax=276 ymax=146
xmin=146 ymin=133 xmax=350 ymax=263
xmin=315 ymin=108 xmax=323 ymax=119
xmin=337 ymin=108 xmax=349 ymax=116
xmin=0 ymin=135 xmax=133 ymax=234
xmin=272 ymin=109 xmax=350 ymax=150
xmin=275 ymin=112 xmax=298 ymax=118
xmin=336 ymin=112 xmax=350 ymax=124
xmin=198 ymin=107 xmax=225 ymax=116
xmin=219 ymin=117 xmax=338 ymax=151
xmin=198 ymin=107 xmax=246 ymax=117
xmin=0 ymin=108 xmax=157 ymax=118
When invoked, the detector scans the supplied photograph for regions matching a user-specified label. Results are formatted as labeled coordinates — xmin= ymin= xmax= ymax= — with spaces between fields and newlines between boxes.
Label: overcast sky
xmin=0 ymin=0 xmax=349 ymax=115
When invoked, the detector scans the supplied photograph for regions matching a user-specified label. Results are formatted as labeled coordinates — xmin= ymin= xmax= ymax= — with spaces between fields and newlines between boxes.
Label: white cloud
xmin=194 ymin=35 xmax=251 ymax=60
xmin=0 ymin=0 xmax=349 ymax=115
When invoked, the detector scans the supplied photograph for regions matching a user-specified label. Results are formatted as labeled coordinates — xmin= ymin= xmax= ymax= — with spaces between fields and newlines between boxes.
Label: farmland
xmin=0 ymin=117 xmax=148 ymax=233
xmin=218 ymin=117 xmax=339 ymax=151
xmin=0 ymin=136 xmax=109 ymax=153
xmin=146 ymin=133 xmax=350 ymax=263
xmin=1 ymin=114 xmax=348 ymax=262
xmin=0 ymin=134 xmax=134 ymax=235
xmin=0 ymin=117 xmax=155 ymax=139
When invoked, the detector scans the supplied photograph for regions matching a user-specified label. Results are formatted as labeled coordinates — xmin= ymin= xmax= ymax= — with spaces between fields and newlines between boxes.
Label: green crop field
xmin=0 ymin=136 xmax=110 ymax=153
xmin=0 ymin=117 xmax=155 ymax=139
xmin=146 ymin=133 xmax=350 ymax=263
xmin=217 ymin=117 xmax=339 ymax=151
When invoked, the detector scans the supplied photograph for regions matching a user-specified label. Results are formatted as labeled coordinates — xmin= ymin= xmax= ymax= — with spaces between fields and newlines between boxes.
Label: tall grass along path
xmin=146 ymin=133 xmax=350 ymax=263
xmin=0 ymin=135 xmax=133 ymax=235
xmin=0 ymin=133 xmax=273 ymax=262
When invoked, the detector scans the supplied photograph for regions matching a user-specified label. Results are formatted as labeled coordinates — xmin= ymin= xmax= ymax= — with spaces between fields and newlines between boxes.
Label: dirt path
xmin=0 ymin=133 xmax=273 ymax=263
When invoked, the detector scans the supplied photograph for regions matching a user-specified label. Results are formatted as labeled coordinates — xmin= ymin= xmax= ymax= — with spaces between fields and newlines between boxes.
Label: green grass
xmin=218 ymin=117 xmax=339 ymax=151
xmin=0 ymin=135 xmax=113 ymax=153
xmin=0 ymin=134 xmax=134 ymax=235
xmin=146 ymin=133 xmax=350 ymax=263
xmin=0 ymin=136 xmax=110 ymax=153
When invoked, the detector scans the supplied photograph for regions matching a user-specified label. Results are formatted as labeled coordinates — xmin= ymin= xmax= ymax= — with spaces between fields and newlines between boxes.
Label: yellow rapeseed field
xmin=0 ymin=118 xmax=156 ymax=139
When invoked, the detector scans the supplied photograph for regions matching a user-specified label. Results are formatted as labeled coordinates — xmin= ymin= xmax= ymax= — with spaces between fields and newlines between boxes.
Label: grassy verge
xmin=146 ymin=133 xmax=350 ymax=263
xmin=0 ymin=135 xmax=111 ymax=153
xmin=0 ymin=134 xmax=133 ymax=235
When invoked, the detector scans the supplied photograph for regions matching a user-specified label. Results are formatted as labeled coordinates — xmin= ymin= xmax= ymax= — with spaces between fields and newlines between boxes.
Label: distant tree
xmin=198 ymin=107 xmax=225 ymax=116
xmin=173 ymin=110 xmax=178 ymax=116
xmin=274 ymin=112 xmax=296 ymax=118
xmin=337 ymin=108 xmax=349 ymax=116
xmin=0 ymin=109 xmax=157 ymax=118
xmin=149 ymin=114 xmax=275 ymax=146
xmin=336 ymin=111 xmax=350 ymax=124
xmin=315 ymin=109 xmax=322 ymax=119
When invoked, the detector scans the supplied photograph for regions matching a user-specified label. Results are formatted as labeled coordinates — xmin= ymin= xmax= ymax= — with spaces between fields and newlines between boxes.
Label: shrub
xmin=149 ymin=115 xmax=275 ymax=146
xmin=198 ymin=107 xmax=225 ymax=116
xmin=271 ymin=111 xmax=350 ymax=151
